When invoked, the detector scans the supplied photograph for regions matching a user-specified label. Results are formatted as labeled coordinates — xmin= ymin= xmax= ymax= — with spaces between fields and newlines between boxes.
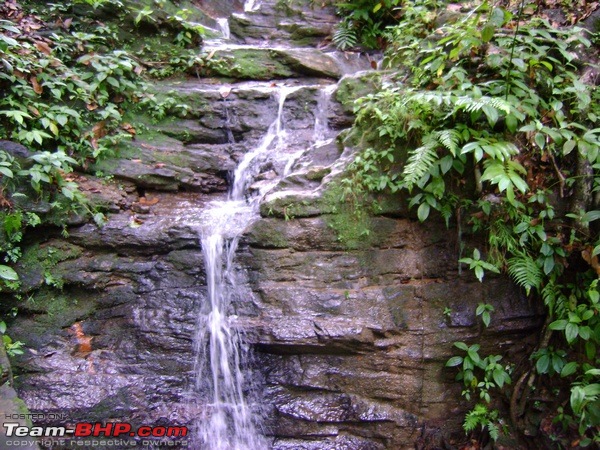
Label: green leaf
xmin=585 ymin=341 xmax=596 ymax=360
xmin=454 ymin=341 xmax=469 ymax=351
xmin=560 ymin=361 xmax=578 ymax=377
xmin=570 ymin=386 xmax=586 ymax=415
xmin=0 ymin=322 xmax=6 ymax=334
xmin=563 ymin=140 xmax=577 ymax=155
xmin=0 ymin=166 xmax=13 ymax=177
xmin=0 ymin=265 xmax=19 ymax=281
xmin=482 ymin=311 xmax=491 ymax=327
xmin=565 ymin=322 xmax=579 ymax=344
xmin=582 ymin=383 xmax=600 ymax=396
xmin=505 ymin=114 xmax=518 ymax=133
xmin=534 ymin=132 xmax=546 ymax=150
xmin=446 ymin=356 xmax=464 ymax=367
xmin=417 ymin=202 xmax=430 ymax=222
xmin=492 ymin=368 xmax=509 ymax=388
xmin=536 ymin=354 xmax=550 ymax=374
xmin=549 ymin=319 xmax=568 ymax=330
xmin=481 ymin=25 xmax=495 ymax=43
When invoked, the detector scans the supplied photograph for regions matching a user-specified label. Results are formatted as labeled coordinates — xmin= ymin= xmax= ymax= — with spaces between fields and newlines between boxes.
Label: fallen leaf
xmin=92 ymin=121 xmax=107 ymax=139
xmin=69 ymin=322 xmax=93 ymax=356
xmin=34 ymin=40 xmax=52 ymax=55
xmin=139 ymin=196 xmax=159 ymax=205
xmin=121 ymin=122 xmax=136 ymax=135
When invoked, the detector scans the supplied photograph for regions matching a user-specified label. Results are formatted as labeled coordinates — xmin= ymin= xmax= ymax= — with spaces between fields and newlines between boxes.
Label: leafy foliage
xmin=345 ymin=0 xmax=600 ymax=444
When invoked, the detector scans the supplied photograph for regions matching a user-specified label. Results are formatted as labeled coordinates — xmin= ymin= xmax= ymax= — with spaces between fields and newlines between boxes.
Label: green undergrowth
xmin=343 ymin=0 xmax=600 ymax=446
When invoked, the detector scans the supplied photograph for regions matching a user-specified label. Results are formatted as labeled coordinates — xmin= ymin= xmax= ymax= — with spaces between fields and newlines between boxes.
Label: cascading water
xmin=215 ymin=18 xmax=230 ymax=40
xmin=191 ymin=85 xmax=300 ymax=450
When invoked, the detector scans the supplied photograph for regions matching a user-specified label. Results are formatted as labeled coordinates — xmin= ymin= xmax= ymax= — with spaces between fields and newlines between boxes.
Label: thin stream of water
xmin=192 ymin=85 xmax=304 ymax=449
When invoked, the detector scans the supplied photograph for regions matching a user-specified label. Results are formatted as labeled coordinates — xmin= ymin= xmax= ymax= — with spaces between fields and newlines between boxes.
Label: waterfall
xmin=216 ymin=18 xmax=230 ymax=40
xmin=313 ymin=84 xmax=336 ymax=145
xmin=283 ymin=83 xmax=335 ymax=176
xmin=230 ymin=85 xmax=301 ymax=201
xmin=244 ymin=0 xmax=261 ymax=12
xmin=192 ymin=85 xmax=300 ymax=449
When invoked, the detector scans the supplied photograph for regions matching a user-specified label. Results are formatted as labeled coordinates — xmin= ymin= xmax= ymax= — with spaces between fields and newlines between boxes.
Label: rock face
xmin=7 ymin=1 xmax=544 ymax=449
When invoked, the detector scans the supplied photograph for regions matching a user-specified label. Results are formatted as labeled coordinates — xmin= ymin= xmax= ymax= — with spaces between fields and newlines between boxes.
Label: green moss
xmin=247 ymin=220 xmax=290 ymax=248
xmin=335 ymin=72 xmax=382 ymax=114
xmin=207 ymin=49 xmax=294 ymax=80
xmin=17 ymin=241 xmax=84 ymax=291
xmin=26 ymin=290 xmax=96 ymax=328
xmin=321 ymin=182 xmax=374 ymax=250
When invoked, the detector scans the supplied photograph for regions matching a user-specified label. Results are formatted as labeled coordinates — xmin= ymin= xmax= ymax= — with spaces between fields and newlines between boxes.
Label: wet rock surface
xmin=7 ymin=1 xmax=545 ymax=449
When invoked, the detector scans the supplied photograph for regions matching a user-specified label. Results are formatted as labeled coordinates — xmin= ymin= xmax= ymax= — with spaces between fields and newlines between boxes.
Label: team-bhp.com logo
xmin=4 ymin=422 xmax=188 ymax=438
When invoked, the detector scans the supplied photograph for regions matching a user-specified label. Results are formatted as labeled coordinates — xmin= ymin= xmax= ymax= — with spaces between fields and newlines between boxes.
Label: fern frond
xmin=333 ymin=23 xmax=358 ymax=50
xmin=406 ymin=91 xmax=455 ymax=108
xmin=507 ymin=253 xmax=543 ymax=295
xmin=455 ymin=95 xmax=511 ymax=114
xmin=402 ymin=133 xmax=439 ymax=190
xmin=435 ymin=129 xmax=461 ymax=156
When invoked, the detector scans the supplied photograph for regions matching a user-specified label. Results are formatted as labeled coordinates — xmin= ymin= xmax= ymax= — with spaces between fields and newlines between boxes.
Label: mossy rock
xmin=335 ymin=71 xmax=383 ymax=113
xmin=207 ymin=49 xmax=295 ymax=80
xmin=16 ymin=241 xmax=84 ymax=292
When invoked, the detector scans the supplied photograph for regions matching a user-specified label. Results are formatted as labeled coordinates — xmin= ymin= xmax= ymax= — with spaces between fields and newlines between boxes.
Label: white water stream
xmin=192 ymin=84 xmax=312 ymax=449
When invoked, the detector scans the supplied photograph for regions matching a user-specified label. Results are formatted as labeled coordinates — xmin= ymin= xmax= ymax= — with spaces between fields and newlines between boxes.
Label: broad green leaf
xmin=582 ymin=383 xmax=600 ymax=396
xmin=549 ymin=319 xmax=568 ymax=330
xmin=534 ymin=132 xmax=546 ymax=150
xmin=565 ymin=322 xmax=579 ymax=343
xmin=446 ymin=356 xmax=463 ymax=367
xmin=563 ymin=140 xmax=577 ymax=155
xmin=536 ymin=354 xmax=550 ymax=374
xmin=0 ymin=265 xmax=18 ymax=281
xmin=481 ymin=25 xmax=495 ymax=43
xmin=560 ymin=361 xmax=578 ymax=377
xmin=454 ymin=341 xmax=469 ymax=351
xmin=570 ymin=386 xmax=586 ymax=415
xmin=417 ymin=202 xmax=430 ymax=222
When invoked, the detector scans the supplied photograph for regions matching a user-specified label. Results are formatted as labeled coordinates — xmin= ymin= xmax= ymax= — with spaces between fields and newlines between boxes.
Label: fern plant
xmin=347 ymin=0 xmax=600 ymax=445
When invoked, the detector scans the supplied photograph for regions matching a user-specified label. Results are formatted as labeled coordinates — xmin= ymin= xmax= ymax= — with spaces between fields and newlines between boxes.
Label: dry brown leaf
xmin=582 ymin=247 xmax=600 ymax=276
xmin=139 ymin=196 xmax=159 ymax=206
xmin=121 ymin=123 xmax=136 ymax=135
xmin=34 ymin=40 xmax=52 ymax=55
xmin=28 ymin=105 xmax=40 ymax=117
xmin=30 ymin=76 xmax=43 ymax=94
xmin=92 ymin=121 xmax=107 ymax=139
xmin=69 ymin=322 xmax=93 ymax=356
